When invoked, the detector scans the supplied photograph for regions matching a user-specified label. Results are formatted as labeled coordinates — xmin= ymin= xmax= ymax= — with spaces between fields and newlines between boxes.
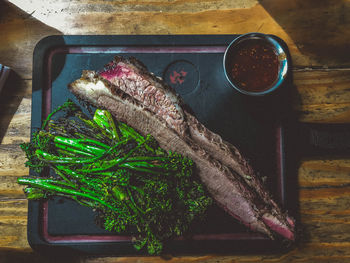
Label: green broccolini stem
xmin=35 ymin=139 xmax=129 ymax=165
xmin=17 ymin=177 xmax=116 ymax=211
xmin=50 ymin=165 xmax=76 ymax=187
xmin=35 ymin=178 xmax=75 ymax=188
xmin=57 ymin=149 xmax=76 ymax=157
xmin=78 ymin=138 xmax=148 ymax=173
xmin=126 ymin=187 xmax=146 ymax=214
xmin=77 ymin=113 xmax=112 ymax=141
xmin=93 ymin=109 xmax=120 ymax=141
xmin=76 ymin=158 xmax=172 ymax=176
xmin=118 ymin=122 xmax=144 ymax=143
xmin=54 ymin=168 xmax=106 ymax=200
xmin=118 ymin=163 xmax=167 ymax=175
xmin=54 ymin=136 xmax=106 ymax=156
xmin=54 ymin=165 xmax=105 ymax=195
xmin=75 ymin=138 xmax=110 ymax=150
xmin=118 ymin=123 xmax=154 ymax=153
xmin=41 ymin=100 xmax=77 ymax=129
xmin=126 ymin=156 xmax=169 ymax=162
xmin=55 ymin=143 xmax=94 ymax=157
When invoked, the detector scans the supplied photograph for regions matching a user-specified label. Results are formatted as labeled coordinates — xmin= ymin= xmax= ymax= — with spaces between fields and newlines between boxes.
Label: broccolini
xmin=18 ymin=100 xmax=212 ymax=255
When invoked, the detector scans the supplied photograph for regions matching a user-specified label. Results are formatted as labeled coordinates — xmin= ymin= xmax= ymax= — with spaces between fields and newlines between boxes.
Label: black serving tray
xmin=29 ymin=35 xmax=296 ymax=256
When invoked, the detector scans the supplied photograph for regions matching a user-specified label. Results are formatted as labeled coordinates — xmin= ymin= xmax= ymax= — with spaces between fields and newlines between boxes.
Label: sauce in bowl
xmin=223 ymin=33 xmax=289 ymax=96
xmin=230 ymin=40 xmax=279 ymax=92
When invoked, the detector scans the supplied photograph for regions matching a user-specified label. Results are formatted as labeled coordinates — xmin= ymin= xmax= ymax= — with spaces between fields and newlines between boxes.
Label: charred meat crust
xmin=110 ymin=56 xmax=187 ymax=111
xmin=99 ymin=56 xmax=190 ymax=136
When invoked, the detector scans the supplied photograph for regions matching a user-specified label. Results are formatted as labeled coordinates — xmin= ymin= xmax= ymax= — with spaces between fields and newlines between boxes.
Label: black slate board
xmin=28 ymin=35 xmax=296 ymax=256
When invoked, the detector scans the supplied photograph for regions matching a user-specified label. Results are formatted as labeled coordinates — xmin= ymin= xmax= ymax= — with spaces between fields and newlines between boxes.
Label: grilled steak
xmin=68 ymin=56 xmax=295 ymax=241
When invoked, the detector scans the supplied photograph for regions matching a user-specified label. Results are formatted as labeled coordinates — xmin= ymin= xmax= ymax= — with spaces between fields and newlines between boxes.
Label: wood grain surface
xmin=0 ymin=0 xmax=349 ymax=262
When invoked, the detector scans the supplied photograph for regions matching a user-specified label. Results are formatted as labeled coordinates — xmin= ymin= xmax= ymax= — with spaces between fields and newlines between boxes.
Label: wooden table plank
xmin=299 ymin=159 xmax=350 ymax=187
xmin=1 ymin=0 xmax=350 ymax=79
xmin=0 ymin=200 xmax=28 ymax=249
xmin=293 ymin=69 xmax=350 ymax=123
xmin=0 ymin=145 xmax=28 ymax=177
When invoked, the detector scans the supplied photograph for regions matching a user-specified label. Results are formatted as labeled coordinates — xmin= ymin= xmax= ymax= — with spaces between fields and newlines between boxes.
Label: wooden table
xmin=1 ymin=0 xmax=350 ymax=262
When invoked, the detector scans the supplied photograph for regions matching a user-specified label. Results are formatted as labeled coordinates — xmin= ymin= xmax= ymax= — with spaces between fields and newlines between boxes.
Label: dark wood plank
xmin=1 ymin=0 xmax=350 ymax=79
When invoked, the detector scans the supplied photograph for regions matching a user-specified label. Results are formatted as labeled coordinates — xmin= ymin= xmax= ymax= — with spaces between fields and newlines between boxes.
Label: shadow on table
xmin=0 ymin=70 xmax=24 ymax=144
xmin=0 ymin=1 xmax=62 ymax=144
xmin=258 ymin=0 xmax=350 ymax=246
xmin=259 ymin=0 xmax=350 ymax=66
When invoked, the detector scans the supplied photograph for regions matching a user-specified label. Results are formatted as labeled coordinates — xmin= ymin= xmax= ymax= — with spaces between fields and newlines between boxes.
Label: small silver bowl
xmin=223 ymin=33 xmax=289 ymax=96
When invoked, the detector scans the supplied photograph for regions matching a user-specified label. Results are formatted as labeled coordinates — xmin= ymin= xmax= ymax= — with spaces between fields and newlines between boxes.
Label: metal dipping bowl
xmin=223 ymin=33 xmax=289 ymax=96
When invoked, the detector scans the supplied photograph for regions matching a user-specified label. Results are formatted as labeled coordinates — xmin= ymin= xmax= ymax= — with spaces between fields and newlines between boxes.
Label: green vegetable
xmin=18 ymin=100 xmax=212 ymax=255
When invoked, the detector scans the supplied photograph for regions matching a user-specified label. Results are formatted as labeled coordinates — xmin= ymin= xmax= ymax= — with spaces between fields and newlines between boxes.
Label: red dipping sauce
xmin=229 ymin=40 xmax=279 ymax=92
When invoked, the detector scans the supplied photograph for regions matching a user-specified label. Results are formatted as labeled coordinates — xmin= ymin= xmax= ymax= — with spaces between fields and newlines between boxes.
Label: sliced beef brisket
xmin=68 ymin=57 xmax=295 ymax=241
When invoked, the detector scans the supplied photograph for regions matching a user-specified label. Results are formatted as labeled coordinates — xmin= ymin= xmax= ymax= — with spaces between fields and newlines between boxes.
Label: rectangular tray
xmin=29 ymin=35 xmax=295 ymax=255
